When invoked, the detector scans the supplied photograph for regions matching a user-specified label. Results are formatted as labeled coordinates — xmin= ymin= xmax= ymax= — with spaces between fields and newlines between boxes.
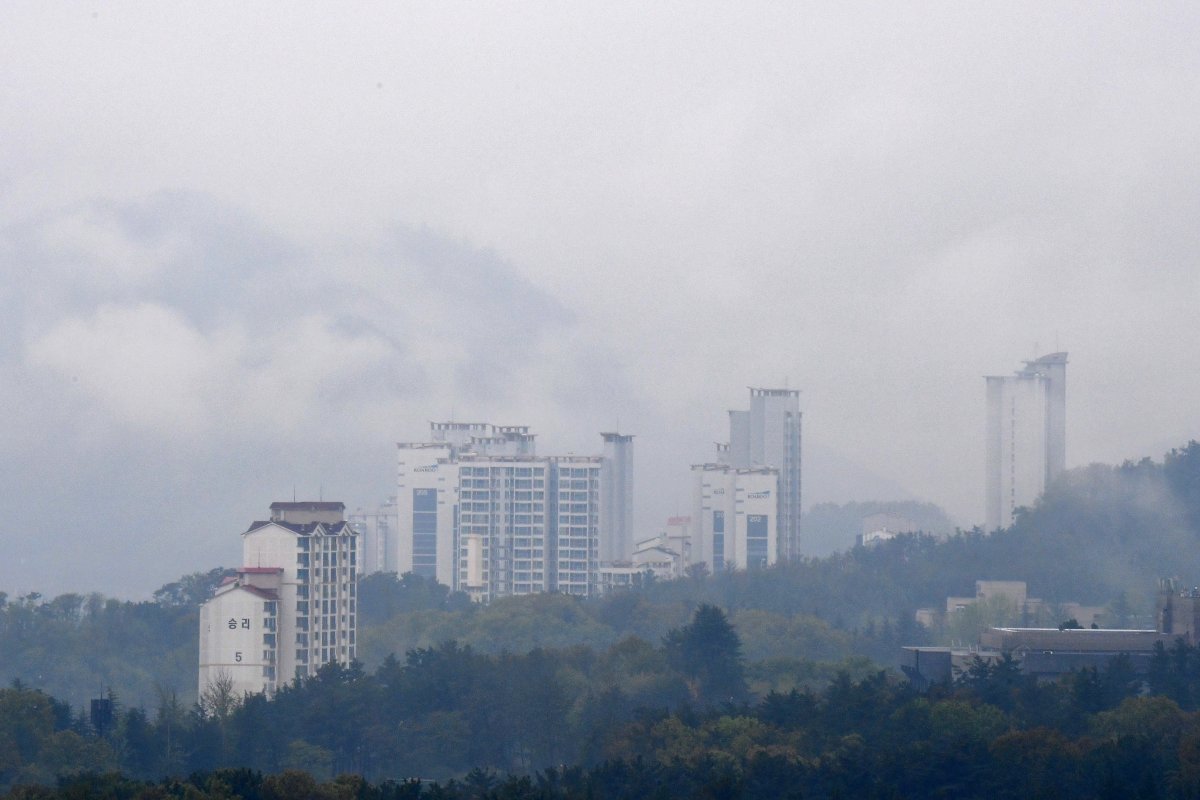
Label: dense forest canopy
xmin=9 ymin=614 xmax=1200 ymax=796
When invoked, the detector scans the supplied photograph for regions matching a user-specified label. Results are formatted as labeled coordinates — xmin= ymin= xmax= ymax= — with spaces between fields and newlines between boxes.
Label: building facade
xmin=723 ymin=388 xmax=802 ymax=561
xmin=347 ymin=496 xmax=397 ymax=575
xmin=198 ymin=502 xmax=358 ymax=699
xmin=197 ymin=574 xmax=281 ymax=698
xmin=984 ymin=352 xmax=1068 ymax=530
xmin=690 ymin=464 xmax=779 ymax=572
xmin=600 ymin=432 xmax=635 ymax=564
xmin=458 ymin=454 xmax=604 ymax=600
xmin=391 ymin=423 xmax=629 ymax=599
xmin=396 ymin=442 xmax=458 ymax=586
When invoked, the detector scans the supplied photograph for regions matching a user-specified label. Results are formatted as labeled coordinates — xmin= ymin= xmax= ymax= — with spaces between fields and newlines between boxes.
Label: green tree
xmin=664 ymin=605 xmax=748 ymax=707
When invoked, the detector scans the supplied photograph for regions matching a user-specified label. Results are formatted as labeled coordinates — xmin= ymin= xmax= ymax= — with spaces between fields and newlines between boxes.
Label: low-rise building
xmin=903 ymin=579 xmax=1200 ymax=687
xmin=917 ymin=580 xmax=1105 ymax=629
xmin=858 ymin=512 xmax=920 ymax=547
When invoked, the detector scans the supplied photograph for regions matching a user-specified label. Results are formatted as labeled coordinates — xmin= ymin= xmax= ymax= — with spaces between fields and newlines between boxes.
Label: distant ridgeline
xmin=800 ymin=499 xmax=957 ymax=557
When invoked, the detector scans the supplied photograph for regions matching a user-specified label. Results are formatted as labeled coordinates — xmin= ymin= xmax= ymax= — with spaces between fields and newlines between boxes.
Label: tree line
xmin=15 ymin=619 xmax=1200 ymax=796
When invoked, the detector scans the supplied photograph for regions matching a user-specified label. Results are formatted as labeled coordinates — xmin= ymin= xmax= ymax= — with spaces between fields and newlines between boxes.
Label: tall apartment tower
xmin=347 ymin=496 xmax=398 ymax=575
xmin=457 ymin=454 xmax=604 ymax=601
xmin=984 ymin=352 xmax=1068 ymax=530
xmin=198 ymin=502 xmax=358 ymax=699
xmin=393 ymin=423 xmax=628 ymax=599
xmin=600 ymin=433 xmax=634 ymax=563
xmin=725 ymin=388 xmax=802 ymax=560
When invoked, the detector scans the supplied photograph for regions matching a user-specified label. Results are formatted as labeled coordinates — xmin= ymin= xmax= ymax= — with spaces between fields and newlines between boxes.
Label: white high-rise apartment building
xmin=347 ymin=496 xmax=397 ymax=575
xmin=392 ymin=423 xmax=630 ymax=599
xmin=984 ymin=352 xmax=1068 ymax=530
xmin=724 ymin=388 xmax=802 ymax=560
xmin=457 ymin=456 xmax=555 ymax=599
xmin=198 ymin=502 xmax=358 ymax=698
xmin=458 ymin=454 xmax=603 ymax=601
xmin=600 ymin=432 xmax=634 ymax=564
xmin=393 ymin=422 xmax=539 ymax=584
xmin=691 ymin=464 xmax=779 ymax=572
xmin=551 ymin=457 xmax=605 ymax=596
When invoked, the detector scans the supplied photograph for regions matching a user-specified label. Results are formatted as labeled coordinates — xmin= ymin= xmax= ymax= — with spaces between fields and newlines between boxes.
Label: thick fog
xmin=2 ymin=3 xmax=1198 ymax=596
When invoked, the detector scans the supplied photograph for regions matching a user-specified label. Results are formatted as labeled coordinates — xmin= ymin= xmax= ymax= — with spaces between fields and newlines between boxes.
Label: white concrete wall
xmin=986 ymin=354 xmax=1065 ymax=530
xmin=732 ymin=469 xmax=779 ymax=569
xmin=728 ymin=411 xmax=751 ymax=468
xmin=986 ymin=374 xmax=1049 ymax=529
xmin=691 ymin=465 xmax=735 ymax=572
xmin=199 ymin=586 xmax=274 ymax=699
xmin=241 ymin=526 xmax=298 ymax=681
xmin=1010 ymin=376 xmax=1049 ymax=523
xmin=600 ymin=434 xmax=635 ymax=563
xmin=243 ymin=526 xmax=299 ymax=583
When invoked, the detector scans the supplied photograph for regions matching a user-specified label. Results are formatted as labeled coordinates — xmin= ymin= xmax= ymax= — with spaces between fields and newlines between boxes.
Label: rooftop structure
xmin=269 ymin=501 xmax=346 ymax=526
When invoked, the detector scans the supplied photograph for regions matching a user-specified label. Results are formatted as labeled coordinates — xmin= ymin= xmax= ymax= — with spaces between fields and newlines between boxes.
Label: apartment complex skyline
xmin=355 ymin=388 xmax=804 ymax=591
xmin=984 ymin=352 xmax=1068 ymax=530
xmin=387 ymin=422 xmax=634 ymax=600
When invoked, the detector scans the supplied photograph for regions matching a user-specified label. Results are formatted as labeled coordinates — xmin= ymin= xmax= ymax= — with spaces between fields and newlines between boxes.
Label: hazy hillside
xmin=4 ymin=442 xmax=1200 ymax=711
xmin=800 ymin=499 xmax=957 ymax=557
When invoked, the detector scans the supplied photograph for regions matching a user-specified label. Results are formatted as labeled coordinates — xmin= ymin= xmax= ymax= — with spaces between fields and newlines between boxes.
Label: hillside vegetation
xmin=3 ymin=442 xmax=1199 ymax=710
xmin=11 ymin=611 xmax=1200 ymax=796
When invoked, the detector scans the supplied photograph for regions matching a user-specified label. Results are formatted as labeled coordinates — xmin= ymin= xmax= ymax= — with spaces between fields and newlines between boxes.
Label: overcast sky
xmin=2 ymin=3 xmax=1198 ymax=597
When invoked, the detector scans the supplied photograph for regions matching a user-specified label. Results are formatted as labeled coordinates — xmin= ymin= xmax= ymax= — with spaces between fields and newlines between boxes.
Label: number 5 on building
xmin=235 ymin=652 xmax=243 ymax=662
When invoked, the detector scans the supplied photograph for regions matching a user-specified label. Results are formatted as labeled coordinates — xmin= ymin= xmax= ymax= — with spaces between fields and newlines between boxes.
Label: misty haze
xmin=2 ymin=3 xmax=1200 ymax=798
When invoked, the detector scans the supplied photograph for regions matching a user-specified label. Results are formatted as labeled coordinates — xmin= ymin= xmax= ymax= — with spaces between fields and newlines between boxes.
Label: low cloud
xmin=2 ymin=193 xmax=609 ymax=596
